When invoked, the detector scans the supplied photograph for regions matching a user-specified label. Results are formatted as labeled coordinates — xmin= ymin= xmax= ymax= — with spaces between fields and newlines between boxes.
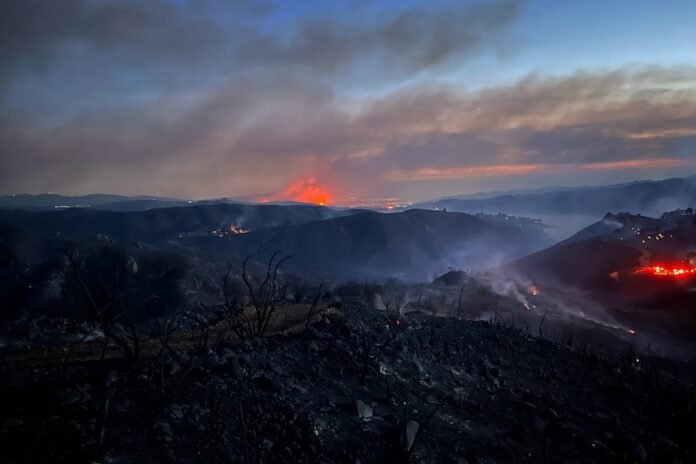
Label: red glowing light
xmin=633 ymin=264 xmax=696 ymax=277
xmin=283 ymin=177 xmax=332 ymax=206
xmin=229 ymin=224 xmax=249 ymax=234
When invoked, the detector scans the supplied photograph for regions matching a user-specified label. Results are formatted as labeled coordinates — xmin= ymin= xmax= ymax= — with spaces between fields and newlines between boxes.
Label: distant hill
xmin=0 ymin=205 xmax=552 ymax=316
xmin=0 ymin=203 xmax=368 ymax=317
xmin=503 ymin=210 xmax=696 ymax=341
xmin=0 ymin=203 xmax=364 ymax=244
xmin=414 ymin=176 xmax=696 ymax=217
xmin=0 ymin=193 xmax=185 ymax=210
xmin=88 ymin=199 xmax=191 ymax=211
xmin=558 ymin=209 xmax=696 ymax=248
xmin=207 ymin=209 xmax=553 ymax=280
xmin=507 ymin=209 xmax=696 ymax=288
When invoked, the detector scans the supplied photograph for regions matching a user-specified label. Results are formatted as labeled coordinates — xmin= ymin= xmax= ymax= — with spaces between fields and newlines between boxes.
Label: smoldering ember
xmin=1 ymin=1 xmax=696 ymax=463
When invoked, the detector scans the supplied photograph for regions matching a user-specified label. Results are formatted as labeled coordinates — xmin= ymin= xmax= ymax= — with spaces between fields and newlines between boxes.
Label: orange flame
xmin=283 ymin=177 xmax=332 ymax=206
xmin=633 ymin=264 xmax=696 ymax=277
xmin=229 ymin=224 xmax=249 ymax=234
xmin=527 ymin=284 xmax=540 ymax=296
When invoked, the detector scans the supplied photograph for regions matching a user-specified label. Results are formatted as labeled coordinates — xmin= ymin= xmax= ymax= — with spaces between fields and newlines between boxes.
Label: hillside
xmin=207 ymin=209 xmax=553 ymax=280
xmin=559 ymin=209 xmax=696 ymax=248
xmin=0 ymin=203 xmax=364 ymax=244
xmin=504 ymin=210 xmax=696 ymax=341
xmin=506 ymin=209 xmax=696 ymax=290
xmin=0 ymin=206 xmax=552 ymax=321
xmin=415 ymin=176 xmax=696 ymax=217
xmin=0 ymin=194 xmax=183 ymax=210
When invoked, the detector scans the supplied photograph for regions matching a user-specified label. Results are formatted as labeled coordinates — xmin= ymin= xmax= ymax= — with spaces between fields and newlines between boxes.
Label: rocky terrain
xmin=2 ymin=306 xmax=694 ymax=463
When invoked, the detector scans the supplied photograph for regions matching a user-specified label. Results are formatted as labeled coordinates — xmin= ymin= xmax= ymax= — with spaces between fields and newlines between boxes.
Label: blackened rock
xmin=154 ymin=421 xmax=173 ymax=442
xmin=355 ymin=400 xmax=373 ymax=419
xmin=0 ymin=418 xmax=24 ymax=428
xmin=404 ymin=420 xmax=420 ymax=452
xmin=255 ymin=375 xmax=283 ymax=393
xmin=229 ymin=356 xmax=243 ymax=379
xmin=616 ymin=432 xmax=648 ymax=462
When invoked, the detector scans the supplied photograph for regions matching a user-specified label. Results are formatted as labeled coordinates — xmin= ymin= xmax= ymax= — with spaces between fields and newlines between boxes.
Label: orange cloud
xmin=385 ymin=164 xmax=547 ymax=181
xmin=576 ymin=158 xmax=692 ymax=171
xmin=385 ymin=158 xmax=694 ymax=181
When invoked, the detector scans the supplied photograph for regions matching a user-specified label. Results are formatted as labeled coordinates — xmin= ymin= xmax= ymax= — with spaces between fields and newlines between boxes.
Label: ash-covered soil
xmin=1 ymin=308 xmax=694 ymax=463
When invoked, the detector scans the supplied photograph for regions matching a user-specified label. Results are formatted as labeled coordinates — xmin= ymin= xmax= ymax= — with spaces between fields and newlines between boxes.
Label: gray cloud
xmin=237 ymin=1 xmax=520 ymax=73
xmin=0 ymin=0 xmax=519 ymax=86
xmin=2 ymin=66 xmax=695 ymax=200
xmin=0 ymin=0 xmax=237 ymax=81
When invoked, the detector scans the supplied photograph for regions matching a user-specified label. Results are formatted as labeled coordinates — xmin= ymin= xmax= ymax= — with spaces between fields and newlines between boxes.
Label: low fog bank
xmin=532 ymin=214 xmax=600 ymax=241
xmin=416 ymin=175 xmax=696 ymax=215
xmin=412 ymin=175 xmax=696 ymax=242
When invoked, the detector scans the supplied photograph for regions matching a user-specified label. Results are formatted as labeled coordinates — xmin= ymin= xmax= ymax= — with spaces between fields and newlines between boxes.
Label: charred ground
xmin=2 ymin=305 xmax=695 ymax=464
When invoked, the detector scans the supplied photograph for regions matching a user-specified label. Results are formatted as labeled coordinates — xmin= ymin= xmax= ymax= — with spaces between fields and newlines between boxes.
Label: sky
xmin=1 ymin=0 xmax=695 ymax=205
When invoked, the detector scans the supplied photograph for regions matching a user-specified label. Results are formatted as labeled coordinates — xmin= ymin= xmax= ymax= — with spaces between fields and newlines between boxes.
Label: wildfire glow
xmin=283 ymin=177 xmax=333 ymax=206
xmin=527 ymin=284 xmax=540 ymax=296
xmin=229 ymin=224 xmax=249 ymax=234
xmin=633 ymin=264 xmax=696 ymax=277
